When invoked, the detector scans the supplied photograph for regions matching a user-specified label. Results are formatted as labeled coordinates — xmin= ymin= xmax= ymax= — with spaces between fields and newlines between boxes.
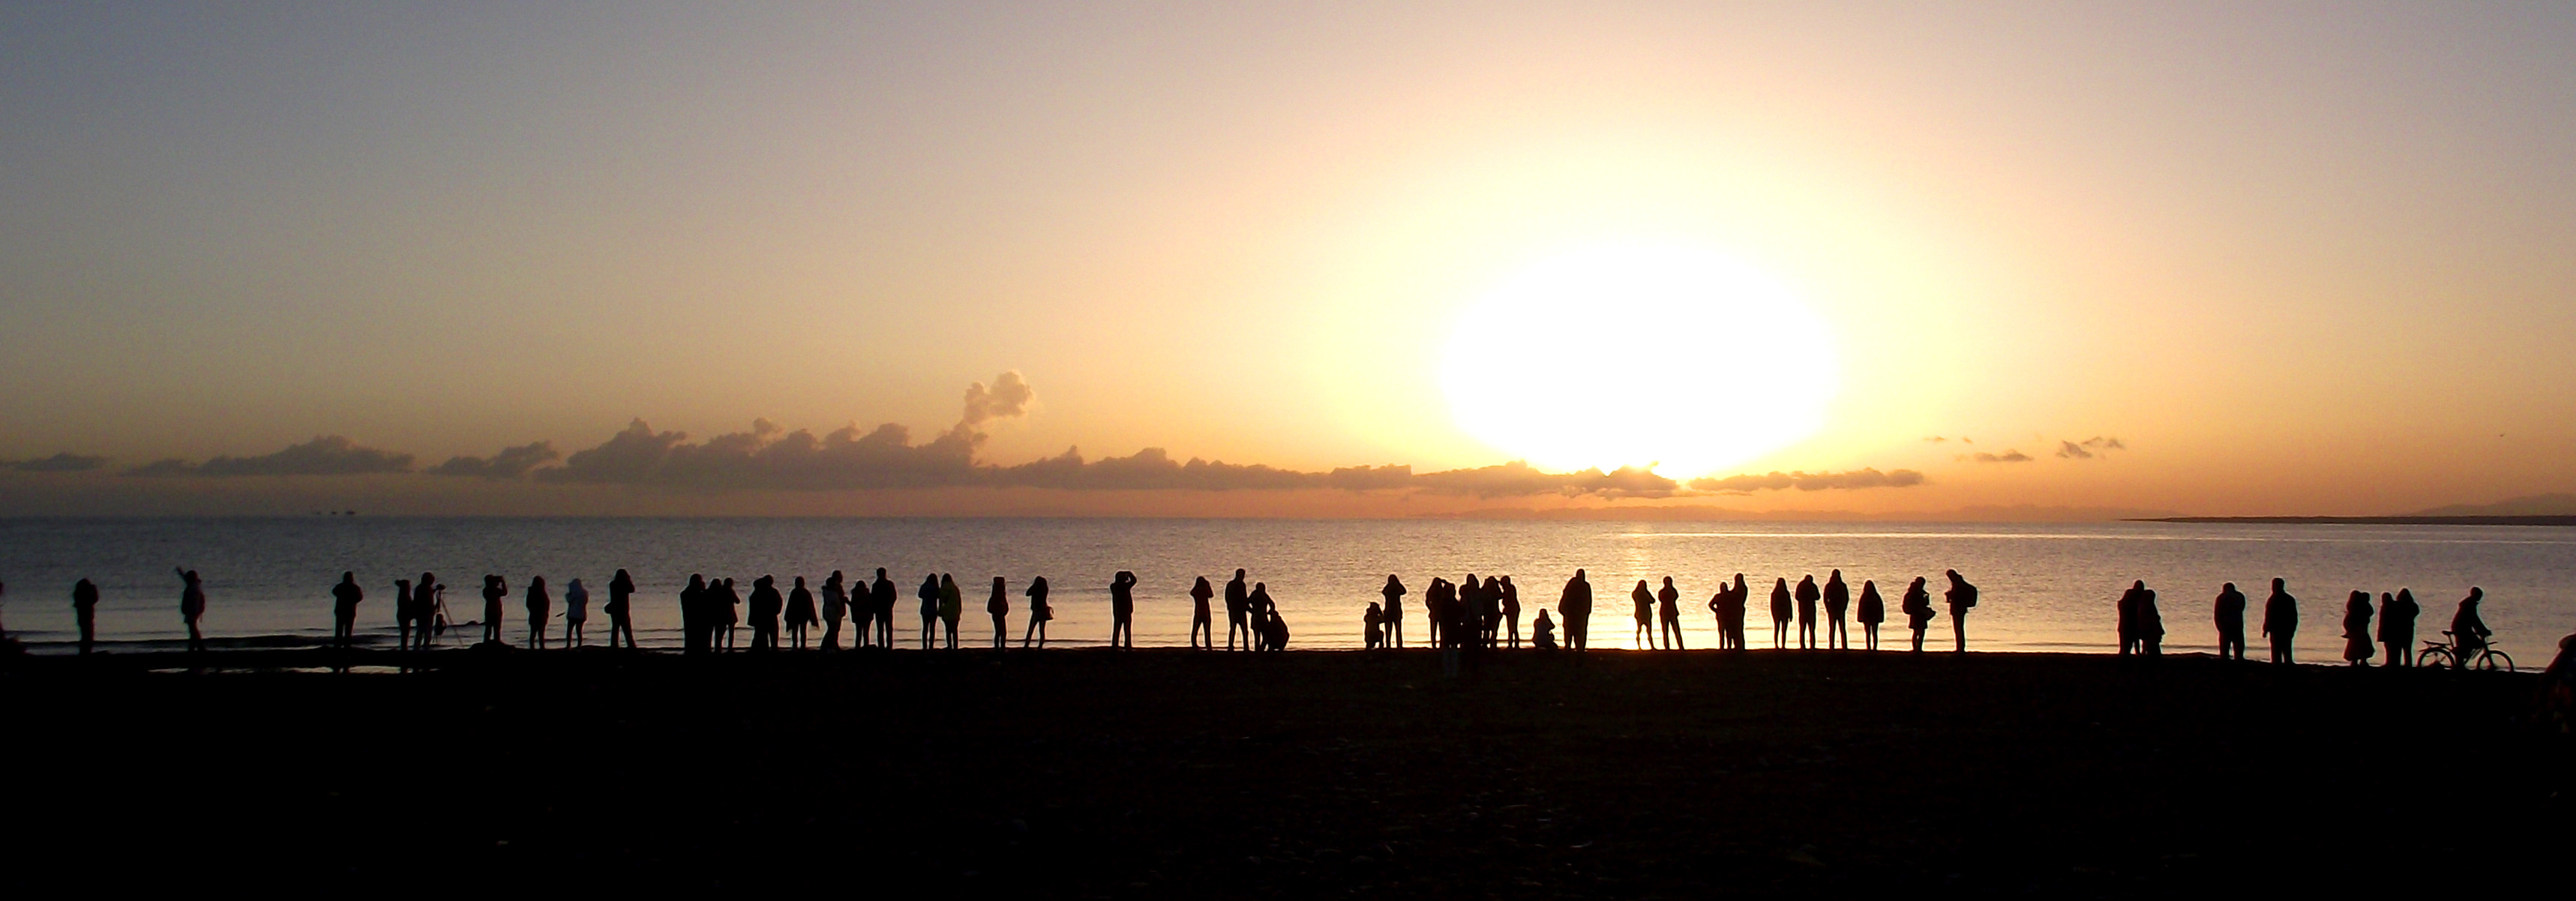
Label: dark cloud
xmin=7 ymin=453 xmax=108 ymax=472
xmin=1687 ymin=468 xmax=1927 ymax=492
xmin=537 ymin=418 xmax=982 ymax=490
xmin=2056 ymin=441 xmax=2092 ymax=459
xmin=1966 ymin=450 xmax=2033 ymax=463
xmin=428 ymin=442 xmax=562 ymax=480
xmin=1923 ymin=436 xmax=1948 ymax=443
xmin=2057 ymin=436 xmax=2126 ymax=459
xmin=1415 ymin=462 xmax=1678 ymax=498
xmin=997 ymin=447 xmax=1354 ymax=492
xmin=961 ymin=371 xmax=1034 ymax=427
xmin=126 ymin=436 xmax=414 ymax=477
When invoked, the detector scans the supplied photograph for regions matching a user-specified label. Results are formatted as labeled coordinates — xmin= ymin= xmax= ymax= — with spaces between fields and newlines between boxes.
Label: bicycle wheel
xmin=2417 ymin=647 xmax=2454 ymax=669
xmin=2476 ymin=650 xmax=2515 ymax=672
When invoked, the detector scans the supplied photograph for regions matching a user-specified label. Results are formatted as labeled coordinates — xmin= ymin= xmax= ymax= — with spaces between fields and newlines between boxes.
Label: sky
xmin=3 ymin=2 xmax=2573 ymax=518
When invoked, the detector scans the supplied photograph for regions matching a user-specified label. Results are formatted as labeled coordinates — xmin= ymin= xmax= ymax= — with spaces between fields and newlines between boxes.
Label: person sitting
xmin=1365 ymin=602 xmax=1385 ymax=649
xmin=1531 ymin=609 xmax=1558 ymax=651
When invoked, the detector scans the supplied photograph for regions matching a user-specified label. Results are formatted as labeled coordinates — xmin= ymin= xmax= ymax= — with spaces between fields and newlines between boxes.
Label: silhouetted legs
xmin=2269 ymin=636 xmax=2293 ymax=664
xmin=1951 ymin=612 xmax=1967 ymax=652
xmin=1863 ymin=623 xmax=1878 ymax=651
xmin=1909 ymin=625 xmax=1926 ymax=653
xmin=568 ymin=621 xmax=584 ymax=648
xmin=2383 ymin=639 xmax=2409 ymax=667
xmin=1228 ymin=614 xmax=1249 ymax=651
xmin=823 ymin=616 xmax=841 ymax=651
xmin=531 ymin=617 xmax=548 ymax=651
xmin=1798 ymin=618 xmax=1816 ymax=650
xmin=788 ymin=621 xmax=807 ymax=650
xmin=1636 ymin=618 xmax=1652 ymax=650
xmin=1504 ymin=614 xmax=1519 ymax=648
xmin=943 ymin=618 xmax=958 ymax=650
xmin=1111 ymin=614 xmax=1131 ymax=648
xmin=186 ymin=618 xmax=205 ymax=654
xmin=921 ymin=614 xmax=936 ymax=650
xmin=609 ymin=614 xmax=634 ymax=649
xmin=334 ymin=612 xmax=355 ymax=648
xmin=991 ymin=613 xmax=1006 ymax=649
xmin=1022 ymin=616 xmax=1046 ymax=648
xmin=1827 ymin=615 xmax=1846 ymax=650
xmin=1660 ymin=615 xmax=1683 ymax=651
xmin=1774 ymin=617 xmax=1790 ymax=649
xmin=1190 ymin=612 xmax=1211 ymax=649
xmin=2218 ymin=627 xmax=2245 ymax=661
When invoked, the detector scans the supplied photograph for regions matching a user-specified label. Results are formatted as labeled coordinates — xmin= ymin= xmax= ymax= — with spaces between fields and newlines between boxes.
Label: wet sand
xmin=7 ymin=647 xmax=2563 ymax=896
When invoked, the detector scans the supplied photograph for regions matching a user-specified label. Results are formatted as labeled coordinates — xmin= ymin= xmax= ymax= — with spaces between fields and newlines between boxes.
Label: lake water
xmin=2 ymin=517 xmax=2569 ymax=666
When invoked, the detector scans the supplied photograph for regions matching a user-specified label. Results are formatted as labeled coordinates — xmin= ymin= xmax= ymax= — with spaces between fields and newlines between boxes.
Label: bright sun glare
xmin=1441 ymin=242 xmax=1837 ymax=478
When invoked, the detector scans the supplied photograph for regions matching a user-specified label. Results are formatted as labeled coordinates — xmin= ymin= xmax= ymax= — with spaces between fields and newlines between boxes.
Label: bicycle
xmin=2416 ymin=630 xmax=2514 ymax=672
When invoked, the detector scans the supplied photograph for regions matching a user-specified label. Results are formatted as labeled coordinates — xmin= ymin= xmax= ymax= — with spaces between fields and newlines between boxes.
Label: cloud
xmin=2056 ymin=437 xmax=2125 ymax=460
xmin=1416 ymin=462 xmax=1679 ymax=498
xmin=2056 ymin=441 xmax=2092 ymax=459
xmin=961 ymin=371 xmax=1034 ymax=427
xmin=428 ymin=442 xmax=562 ymax=480
xmin=1687 ymin=468 xmax=1927 ymax=492
xmin=1923 ymin=436 xmax=1947 ymax=443
xmin=1966 ymin=450 xmax=2033 ymax=463
xmin=126 ymin=436 xmax=415 ymax=477
xmin=7 ymin=453 xmax=108 ymax=472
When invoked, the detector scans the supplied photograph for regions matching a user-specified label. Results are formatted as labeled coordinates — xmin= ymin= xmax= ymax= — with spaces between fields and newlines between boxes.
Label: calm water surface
xmin=2 ymin=517 xmax=2570 ymax=666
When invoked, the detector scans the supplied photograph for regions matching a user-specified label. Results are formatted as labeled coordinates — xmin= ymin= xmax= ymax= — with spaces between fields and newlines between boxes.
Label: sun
xmin=1440 ymin=241 xmax=1837 ymax=478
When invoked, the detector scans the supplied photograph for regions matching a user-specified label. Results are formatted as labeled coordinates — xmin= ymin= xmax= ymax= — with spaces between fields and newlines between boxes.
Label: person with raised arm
xmin=175 ymin=568 xmax=208 ymax=653
xmin=1943 ymin=570 xmax=1978 ymax=652
xmin=820 ymin=571 xmax=848 ymax=651
xmin=1189 ymin=576 xmax=1216 ymax=649
xmin=1794 ymin=575 xmax=1821 ymax=650
xmin=525 ymin=576 xmax=553 ymax=650
xmin=562 ymin=578 xmax=589 ymax=648
xmin=1657 ymin=576 xmax=1684 ymax=651
xmin=1378 ymin=575 xmax=1405 ymax=649
xmin=785 ymin=576 xmax=817 ymax=650
xmin=2212 ymin=582 xmax=2248 ymax=661
xmin=606 ymin=569 xmax=637 ymax=650
xmin=1022 ymin=576 xmax=1052 ymax=649
xmin=1558 ymin=570 xmax=1592 ymax=652
xmin=72 ymin=578 xmax=100 ymax=654
xmin=2380 ymin=588 xmax=2418 ymax=667
xmin=1822 ymin=570 xmax=1850 ymax=651
xmin=2262 ymin=578 xmax=2297 ymax=664
xmin=1856 ymin=579 xmax=1885 ymax=651
xmin=331 ymin=572 xmax=364 ymax=648
xmin=1108 ymin=571 xmax=1135 ymax=648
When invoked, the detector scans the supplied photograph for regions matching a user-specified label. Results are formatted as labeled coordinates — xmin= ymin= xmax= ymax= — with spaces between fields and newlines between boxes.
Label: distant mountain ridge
xmin=2409 ymin=493 xmax=2576 ymax=516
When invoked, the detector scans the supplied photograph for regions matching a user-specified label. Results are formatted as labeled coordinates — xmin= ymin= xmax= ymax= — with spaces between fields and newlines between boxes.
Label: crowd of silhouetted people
xmin=2116 ymin=577 xmax=2503 ymax=668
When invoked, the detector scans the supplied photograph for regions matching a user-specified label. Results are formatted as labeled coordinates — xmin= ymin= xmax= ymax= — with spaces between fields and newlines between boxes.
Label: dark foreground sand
xmin=6 ymin=647 xmax=2565 ymax=897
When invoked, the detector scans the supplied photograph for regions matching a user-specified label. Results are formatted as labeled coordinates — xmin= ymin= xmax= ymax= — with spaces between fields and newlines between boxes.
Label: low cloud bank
xmin=1687 ymin=468 xmax=1927 ymax=492
xmin=1966 ymin=450 xmax=2032 ymax=463
xmin=430 ymin=442 xmax=562 ymax=480
xmin=127 ymin=436 xmax=414 ymax=477
xmin=7 ymin=453 xmax=107 ymax=472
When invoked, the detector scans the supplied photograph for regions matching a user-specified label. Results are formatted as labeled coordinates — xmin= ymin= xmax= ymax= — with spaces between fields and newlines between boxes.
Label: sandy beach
xmin=6 ymin=647 xmax=2563 ymax=897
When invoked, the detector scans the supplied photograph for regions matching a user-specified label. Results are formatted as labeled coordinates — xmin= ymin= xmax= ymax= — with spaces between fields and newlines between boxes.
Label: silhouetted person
xmin=1379 ymin=575 xmax=1406 ymax=649
xmin=563 ymin=578 xmax=589 ymax=648
xmin=1225 ymin=570 xmax=1252 ymax=651
xmin=331 ymin=572 xmax=364 ymax=648
xmin=1189 ymin=576 xmax=1216 ymax=649
xmin=1795 ymin=575 xmax=1820 ymax=650
xmin=392 ymin=579 xmax=416 ymax=651
xmin=1903 ymin=576 xmax=1934 ymax=652
xmin=1532 ymin=609 xmax=1558 ymax=650
xmin=786 ymin=576 xmax=817 ymax=650
xmin=2213 ymin=582 xmax=2248 ymax=661
xmin=719 ymin=578 xmax=742 ymax=650
xmin=2380 ymin=588 xmax=2418 ymax=667
xmin=1365 ymin=601 xmax=1385 ymax=649
xmin=1726 ymin=574 xmax=1751 ymax=650
xmin=870 ymin=568 xmax=897 ymax=647
xmin=2263 ymin=578 xmax=2298 ymax=664
xmin=1628 ymin=580 xmax=1654 ymax=649
xmin=478 ymin=575 xmax=507 ymax=645
xmin=1559 ymin=570 xmax=1592 ymax=652
xmin=2117 ymin=580 xmax=2147 ymax=656
xmin=72 ymin=578 xmax=100 ymax=654
xmin=1770 ymin=578 xmax=1794 ymax=649
xmin=2343 ymin=591 xmax=2375 ymax=666
xmin=916 ymin=574 xmax=940 ymax=650
xmin=1857 ymin=579 xmax=1884 ymax=651
xmin=526 ymin=576 xmax=552 ymax=650
xmin=1657 ymin=576 xmax=1684 ymax=650
xmin=1425 ymin=578 xmax=1450 ymax=648
xmin=2451 ymin=588 xmax=2491 ymax=664
xmin=1022 ymin=576 xmax=1053 ymax=648
xmin=1943 ymin=570 xmax=1978 ymax=652
xmin=985 ymin=576 xmax=1010 ymax=649
xmin=607 ymin=569 xmax=637 ymax=649
xmin=937 ymin=573 xmax=962 ymax=650
xmin=745 ymin=575 xmax=781 ymax=651
xmin=1477 ymin=576 xmax=1503 ymax=649
xmin=418 ymin=572 xmax=445 ymax=648
xmin=1254 ymin=583 xmax=1289 ymax=651
xmin=1500 ymin=576 xmax=1521 ymax=649
xmin=2136 ymin=582 xmax=2162 ymax=656
xmin=681 ymin=574 xmax=709 ymax=654
xmin=1822 ymin=570 xmax=1850 ymax=650
xmin=821 ymin=571 xmax=848 ymax=651
xmin=1108 ymin=571 xmax=1135 ymax=648
xmin=176 ymin=568 xmax=207 ymax=653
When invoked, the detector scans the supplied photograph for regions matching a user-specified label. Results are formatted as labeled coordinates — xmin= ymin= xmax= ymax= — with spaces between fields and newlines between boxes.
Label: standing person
xmin=1249 ymin=582 xmax=1282 ymax=651
xmin=331 ymin=572 xmax=364 ymax=648
xmin=1657 ymin=576 xmax=1684 ymax=651
xmin=1856 ymin=579 xmax=1885 ymax=651
xmin=1725 ymin=574 xmax=1751 ymax=650
xmin=747 ymin=576 xmax=783 ymax=651
xmin=916 ymin=574 xmax=941 ymax=650
xmin=1108 ymin=571 xmax=1135 ymax=648
xmin=718 ymin=578 xmax=742 ymax=651
xmin=175 ymin=568 xmax=208 ymax=653
xmin=785 ymin=576 xmax=817 ymax=650
xmin=820 ymin=571 xmax=848 ymax=651
xmin=72 ymin=578 xmax=100 ymax=655
xmin=1559 ymin=570 xmax=1593 ymax=652
xmin=985 ymin=576 xmax=1010 ymax=650
xmin=1903 ymin=576 xmax=1934 ymax=652
xmin=1630 ymin=580 xmax=1655 ymax=650
xmin=1022 ymin=576 xmax=1052 ymax=648
xmin=1770 ymin=578 xmax=1794 ymax=649
xmin=1794 ymin=575 xmax=1821 ymax=650
xmin=1224 ymin=570 xmax=1252 ymax=651
xmin=2134 ymin=582 xmax=2162 ymax=656
xmin=1500 ymin=576 xmax=1522 ymax=649
xmin=1425 ymin=578 xmax=1449 ymax=648
xmin=870 ymin=568 xmax=898 ymax=648
xmin=1480 ymin=576 xmax=1504 ymax=648
xmin=606 ymin=570 xmax=637 ymax=650
xmin=2263 ymin=578 xmax=2298 ymax=664
xmin=1380 ymin=575 xmax=1407 ymax=649
xmin=1189 ymin=576 xmax=1216 ymax=649
xmin=525 ymin=576 xmax=552 ymax=650
xmin=2380 ymin=588 xmax=2419 ymax=667
xmin=1822 ymin=570 xmax=1851 ymax=650
xmin=417 ymin=573 xmax=444 ymax=648
xmin=2117 ymin=581 xmax=2146 ymax=656
xmin=479 ymin=576 xmax=508 ymax=645
xmin=562 ymin=578 xmax=589 ymax=648
xmin=680 ymin=574 xmax=709 ymax=654
xmin=2342 ymin=591 xmax=2376 ymax=666
xmin=2450 ymin=588 xmax=2491 ymax=665
xmin=937 ymin=573 xmax=963 ymax=650
xmin=2213 ymin=582 xmax=2248 ymax=661
xmin=1943 ymin=570 xmax=1978 ymax=652
xmin=392 ymin=579 xmax=415 ymax=651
